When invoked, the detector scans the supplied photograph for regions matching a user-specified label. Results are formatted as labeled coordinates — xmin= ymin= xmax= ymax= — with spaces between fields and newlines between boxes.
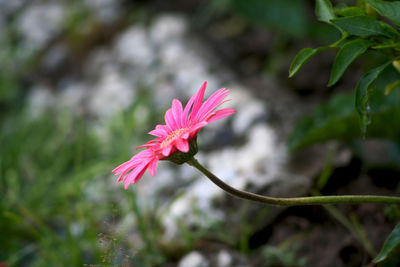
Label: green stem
xmin=186 ymin=158 xmax=400 ymax=206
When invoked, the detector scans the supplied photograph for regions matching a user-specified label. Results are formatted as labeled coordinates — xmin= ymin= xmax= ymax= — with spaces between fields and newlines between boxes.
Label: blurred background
xmin=1 ymin=0 xmax=399 ymax=266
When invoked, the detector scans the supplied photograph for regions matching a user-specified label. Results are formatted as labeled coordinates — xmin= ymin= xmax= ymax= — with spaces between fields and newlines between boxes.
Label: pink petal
xmin=207 ymin=108 xmax=236 ymax=123
xmin=123 ymin=162 xmax=148 ymax=189
xmin=175 ymin=138 xmax=189 ymax=152
xmin=116 ymin=166 xmax=131 ymax=182
xmin=161 ymin=146 xmax=172 ymax=156
xmin=113 ymin=149 xmax=156 ymax=184
xmin=183 ymin=95 xmax=196 ymax=124
xmin=181 ymin=132 xmax=189 ymax=139
xmin=112 ymin=160 xmax=135 ymax=174
xmin=189 ymin=81 xmax=207 ymax=122
xmin=164 ymin=108 xmax=178 ymax=130
xmin=149 ymin=125 xmax=169 ymax=137
xmin=148 ymin=159 xmax=159 ymax=176
xmin=189 ymin=121 xmax=208 ymax=133
xmin=196 ymin=89 xmax=230 ymax=122
xmin=171 ymin=99 xmax=184 ymax=128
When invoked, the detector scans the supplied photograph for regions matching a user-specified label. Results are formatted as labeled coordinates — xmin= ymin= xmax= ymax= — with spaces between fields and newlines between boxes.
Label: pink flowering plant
xmin=113 ymin=81 xmax=235 ymax=189
xmin=113 ymin=81 xmax=400 ymax=207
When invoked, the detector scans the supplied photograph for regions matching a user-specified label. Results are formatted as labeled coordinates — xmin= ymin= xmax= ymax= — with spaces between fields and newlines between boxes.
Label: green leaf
xmin=355 ymin=61 xmax=391 ymax=136
xmin=328 ymin=39 xmax=371 ymax=86
xmin=374 ymin=224 xmax=400 ymax=263
xmin=385 ymin=80 xmax=400 ymax=95
xmin=289 ymin=47 xmax=329 ymax=78
xmin=365 ymin=0 xmax=400 ymax=26
xmin=288 ymin=75 xmax=400 ymax=150
xmin=372 ymin=41 xmax=400 ymax=49
xmin=331 ymin=15 xmax=398 ymax=37
xmin=316 ymin=0 xmax=336 ymax=23
xmin=334 ymin=7 xmax=366 ymax=17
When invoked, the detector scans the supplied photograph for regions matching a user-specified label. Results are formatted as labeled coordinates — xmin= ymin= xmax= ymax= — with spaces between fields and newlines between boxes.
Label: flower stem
xmin=186 ymin=158 xmax=400 ymax=206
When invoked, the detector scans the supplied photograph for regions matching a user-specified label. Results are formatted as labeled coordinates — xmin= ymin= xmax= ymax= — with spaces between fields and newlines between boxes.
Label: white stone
xmin=217 ymin=250 xmax=233 ymax=267
xmin=58 ymin=82 xmax=88 ymax=112
xmin=178 ymin=251 xmax=209 ymax=267
xmin=150 ymin=15 xmax=187 ymax=45
xmin=84 ymin=0 xmax=121 ymax=24
xmin=232 ymin=98 xmax=265 ymax=135
xmin=88 ymin=71 xmax=135 ymax=119
xmin=113 ymin=27 xmax=154 ymax=68
xmin=27 ymin=85 xmax=55 ymax=117
xmin=18 ymin=3 xmax=65 ymax=50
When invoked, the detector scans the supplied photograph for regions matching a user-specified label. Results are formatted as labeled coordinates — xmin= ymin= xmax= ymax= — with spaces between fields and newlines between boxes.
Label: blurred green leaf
xmin=331 ymin=16 xmax=398 ymax=37
xmin=232 ymin=0 xmax=310 ymax=37
xmin=385 ymin=80 xmax=400 ymax=95
xmin=372 ymin=41 xmax=400 ymax=49
xmin=289 ymin=47 xmax=330 ymax=78
xmin=355 ymin=61 xmax=391 ymax=136
xmin=316 ymin=0 xmax=336 ymax=23
xmin=374 ymin=224 xmax=400 ymax=263
xmin=328 ymin=39 xmax=371 ymax=86
xmin=366 ymin=0 xmax=400 ymax=26
xmin=334 ymin=6 xmax=366 ymax=17
xmin=288 ymin=82 xmax=400 ymax=150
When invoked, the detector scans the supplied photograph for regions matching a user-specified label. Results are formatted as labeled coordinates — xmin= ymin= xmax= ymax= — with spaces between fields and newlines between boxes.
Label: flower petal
xmin=148 ymin=158 xmax=159 ymax=176
xmin=164 ymin=108 xmax=178 ymax=130
xmin=196 ymin=89 xmax=230 ymax=122
xmin=189 ymin=121 xmax=208 ymax=133
xmin=149 ymin=125 xmax=168 ymax=137
xmin=161 ymin=145 xmax=172 ymax=157
xmin=207 ymin=108 xmax=236 ymax=123
xmin=189 ymin=81 xmax=207 ymax=122
xmin=123 ymin=162 xmax=148 ymax=189
xmin=171 ymin=99 xmax=184 ymax=128
xmin=175 ymin=138 xmax=189 ymax=152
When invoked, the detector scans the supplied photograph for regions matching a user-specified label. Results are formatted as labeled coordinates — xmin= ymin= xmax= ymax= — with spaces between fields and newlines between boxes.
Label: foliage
xmin=374 ymin=224 xmax=400 ymax=264
xmin=0 ymin=101 xmax=170 ymax=266
xmin=289 ymin=0 xmax=400 ymax=137
xmin=289 ymin=74 xmax=400 ymax=150
xmin=261 ymin=234 xmax=307 ymax=267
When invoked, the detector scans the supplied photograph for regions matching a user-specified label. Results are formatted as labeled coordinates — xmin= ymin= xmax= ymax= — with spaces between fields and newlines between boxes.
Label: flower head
xmin=112 ymin=81 xmax=236 ymax=189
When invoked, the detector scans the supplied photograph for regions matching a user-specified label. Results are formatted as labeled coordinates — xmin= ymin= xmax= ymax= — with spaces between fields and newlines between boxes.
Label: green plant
xmin=289 ymin=0 xmax=400 ymax=138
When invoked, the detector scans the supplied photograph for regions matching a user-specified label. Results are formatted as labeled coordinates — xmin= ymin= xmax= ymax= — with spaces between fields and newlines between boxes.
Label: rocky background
xmin=1 ymin=0 xmax=399 ymax=266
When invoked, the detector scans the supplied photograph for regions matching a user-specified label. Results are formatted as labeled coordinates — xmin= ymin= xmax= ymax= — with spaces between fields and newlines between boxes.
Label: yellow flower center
xmin=160 ymin=128 xmax=187 ymax=148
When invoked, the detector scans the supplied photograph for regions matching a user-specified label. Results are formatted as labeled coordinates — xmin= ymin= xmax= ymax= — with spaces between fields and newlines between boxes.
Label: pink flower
xmin=113 ymin=81 xmax=236 ymax=189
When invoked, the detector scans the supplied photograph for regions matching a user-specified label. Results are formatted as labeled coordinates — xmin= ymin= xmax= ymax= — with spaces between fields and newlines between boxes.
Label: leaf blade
xmin=316 ymin=0 xmax=336 ymax=23
xmin=331 ymin=15 xmax=397 ymax=37
xmin=289 ymin=47 xmax=329 ymax=78
xmin=328 ymin=39 xmax=371 ymax=86
xmin=355 ymin=61 xmax=391 ymax=136
xmin=374 ymin=224 xmax=400 ymax=263
xmin=366 ymin=0 xmax=400 ymax=26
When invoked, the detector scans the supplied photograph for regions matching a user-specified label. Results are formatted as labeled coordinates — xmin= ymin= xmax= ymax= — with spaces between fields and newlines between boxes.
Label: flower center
xmin=160 ymin=128 xmax=187 ymax=148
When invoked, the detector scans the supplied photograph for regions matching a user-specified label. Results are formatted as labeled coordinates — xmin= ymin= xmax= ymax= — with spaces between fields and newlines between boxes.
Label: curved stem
xmin=187 ymin=158 xmax=400 ymax=206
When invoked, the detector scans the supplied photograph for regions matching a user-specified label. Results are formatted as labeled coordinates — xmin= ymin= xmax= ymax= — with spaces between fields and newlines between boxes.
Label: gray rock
xmin=84 ymin=0 xmax=122 ymax=24
xmin=217 ymin=250 xmax=232 ymax=267
xmin=87 ymin=70 xmax=136 ymax=120
xmin=178 ymin=251 xmax=209 ymax=267
xmin=18 ymin=3 xmax=65 ymax=51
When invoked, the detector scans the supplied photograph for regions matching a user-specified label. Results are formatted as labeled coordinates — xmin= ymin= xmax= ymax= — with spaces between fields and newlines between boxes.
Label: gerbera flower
xmin=112 ymin=81 xmax=236 ymax=189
